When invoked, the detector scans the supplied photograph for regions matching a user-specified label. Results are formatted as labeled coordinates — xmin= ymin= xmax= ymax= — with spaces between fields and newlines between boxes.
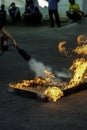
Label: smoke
xmin=56 ymin=71 xmax=72 ymax=78
xmin=28 ymin=58 xmax=72 ymax=81
xmin=28 ymin=58 xmax=52 ymax=77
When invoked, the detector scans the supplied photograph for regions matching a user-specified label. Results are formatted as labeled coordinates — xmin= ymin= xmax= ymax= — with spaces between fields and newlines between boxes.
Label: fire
xmin=73 ymin=44 xmax=87 ymax=55
xmin=9 ymin=70 xmax=67 ymax=102
xmin=44 ymin=86 xmax=63 ymax=102
xmin=9 ymin=34 xmax=87 ymax=102
xmin=74 ymin=35 xmax=87 ymax=55
xmin=64 ymin=58 xmax=87 ymax=90
xmin=58 ymin=35 xmax=87 ymax=90
xmin=9 ymin=70 xmax=65 ymax=89
xmin=77 ymin=35 xmax=87 ymax=45
xmin=58 ymin=41 xmax=67 ymax=56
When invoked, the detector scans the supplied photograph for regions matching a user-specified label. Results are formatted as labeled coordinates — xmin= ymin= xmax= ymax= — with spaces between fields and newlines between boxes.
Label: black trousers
xmin=23 ymin=13 xmax=42 ymax=25
xmin=9 ymin=11 xmax=21 ymax=22
xmin=49 ymin=9 xmax=61 ymax=27
xmin=66 ymin=11 xmax=81 ymax=22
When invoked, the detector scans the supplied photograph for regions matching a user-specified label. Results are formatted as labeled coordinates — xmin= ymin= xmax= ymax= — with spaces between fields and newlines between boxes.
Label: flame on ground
xmin=9 ymin=35 xmax=87 ymax=102
xmin=58 ymin=35 xmax=87 ymax=91
xmin=9 ymin=70 xmax=67 ymax=102
xmin=64 ymin=58 xmax=87 ymax=90
xmin=44 ymin=86 xmax=64 ymax=102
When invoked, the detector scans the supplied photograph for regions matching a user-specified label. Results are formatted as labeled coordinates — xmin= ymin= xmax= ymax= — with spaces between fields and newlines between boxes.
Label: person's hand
xmin=12 ymin=39 xmax=19 ymax=48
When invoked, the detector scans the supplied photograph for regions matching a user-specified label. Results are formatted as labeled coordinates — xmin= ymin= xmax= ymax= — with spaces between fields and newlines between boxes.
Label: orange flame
xmin=73 ymin=44 xmax=87 ymax=55
xmin=9 ymin=70 xmax=67 ymax=102
xmin=59 ymin=35 xmax=87 ymax=90
xmin=58 ymin=41 xmax=68 ymax=55
xmin=77 ymin=35 xmax=87 ymax=45
xmin=9 ymin=34 xmax=87 ymax=102
xmin=64 ymin=58 xmax=87 ymax=90
xmin=44 ymin=86 xmax=64 ymax=102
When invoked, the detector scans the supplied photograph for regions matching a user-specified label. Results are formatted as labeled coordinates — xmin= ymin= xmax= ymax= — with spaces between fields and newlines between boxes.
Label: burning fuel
xmin=58 ymin=34 xmax=87 ymax=90
xmin=9 ymin=70 xmax=67 ymax=101
xmin=64 ymin=58 xmax=87 ymax=90
xmin=44 ymin=86 xmax=64 ymax=102
xmin=9 ymin=34 xmax=87 ymax=102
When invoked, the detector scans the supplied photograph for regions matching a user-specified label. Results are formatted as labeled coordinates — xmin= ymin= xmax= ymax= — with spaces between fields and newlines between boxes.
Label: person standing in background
xmin=47 ymin=0 xmax=61 ymax=27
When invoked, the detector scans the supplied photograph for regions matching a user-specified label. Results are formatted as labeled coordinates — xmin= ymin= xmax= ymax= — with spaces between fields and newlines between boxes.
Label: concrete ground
xmin=0 ymin=19 xmax=87 ymax=130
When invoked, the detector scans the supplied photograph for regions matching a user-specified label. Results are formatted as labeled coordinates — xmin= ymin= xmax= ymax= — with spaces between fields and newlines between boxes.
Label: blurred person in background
xmin=0 ymin=4 xmax=7 ymax=25
xmin=8 ymin=2 xmax=21 ymax=23
xmin=23 ymin=0 xmax=42 ymax=25
xmin=66 ymin=0 xmax=84 ymax=22
xmin=46 ymin=0 xmax=61 ymax=27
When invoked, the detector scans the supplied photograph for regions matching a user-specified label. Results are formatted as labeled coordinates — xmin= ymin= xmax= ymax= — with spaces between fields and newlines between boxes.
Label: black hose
xmin=16 ymin=47 xmax=31 ymax=61
xmin=0 ymin=44 xmax=31 ymax=62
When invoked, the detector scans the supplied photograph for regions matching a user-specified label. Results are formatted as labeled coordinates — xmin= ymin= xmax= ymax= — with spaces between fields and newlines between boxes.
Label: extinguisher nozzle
xmin=17 ymin=47 xmax=31 ymax=61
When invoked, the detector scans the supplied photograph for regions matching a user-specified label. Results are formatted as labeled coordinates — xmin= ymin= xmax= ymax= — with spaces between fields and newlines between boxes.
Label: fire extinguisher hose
xmin=16 ymin=46 xmax=31 ymax=61
xmin=0 ymin=44 xmax=31 ymax=62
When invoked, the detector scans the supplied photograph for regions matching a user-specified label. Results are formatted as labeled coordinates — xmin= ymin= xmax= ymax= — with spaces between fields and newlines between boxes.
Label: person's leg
xmin=66 ymin=11 xmax=75 ymax=22
xmin=73 ymin=12 xmax=82 ymax=21
xmin=27 ymin=15 xmax=32 ymax=25
xmin=0 ymin=12 xmax=7 ymax=25
xmin=66 ymin=11 xmax=81 ymax=22
xmin=23 ymin=14 xmax=31 ymax=25
xmin=49 ymin=9 xmax=54 ymax=27
xmin=37 ymin=13 xmax=42 ymax=24
xmin=30 ymin=14 xmax=37 ymax=25
xmin=16 ymin=11 xmax=21 ymax=22
xmin=54 ymin=10 xmax=61 ymax=27
xmin=9 ymin=12 xmax=15 ymax=22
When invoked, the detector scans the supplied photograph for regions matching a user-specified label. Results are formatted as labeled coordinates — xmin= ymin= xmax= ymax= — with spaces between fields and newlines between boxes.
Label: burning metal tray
xmin=8 ymin=81 xmax=87 ymax=102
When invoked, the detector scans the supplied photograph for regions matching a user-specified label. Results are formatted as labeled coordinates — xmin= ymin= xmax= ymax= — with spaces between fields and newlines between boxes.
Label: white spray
xmin=28 ymin=58 xmax=72 ymax=80
xmin=28 ymin=58 xmax=52 ymax=77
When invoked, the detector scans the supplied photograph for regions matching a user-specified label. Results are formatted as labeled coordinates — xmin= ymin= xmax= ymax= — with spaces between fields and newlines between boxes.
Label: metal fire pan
xmin=63 ymin=82 xmax=87 ymax=97
xmin=9 ymin=82 xmax=87 ymax=102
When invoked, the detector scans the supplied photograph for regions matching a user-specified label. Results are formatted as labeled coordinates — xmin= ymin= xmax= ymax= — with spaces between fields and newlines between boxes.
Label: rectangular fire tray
xmin=9 ymin=82 xmax=87 ymax=102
